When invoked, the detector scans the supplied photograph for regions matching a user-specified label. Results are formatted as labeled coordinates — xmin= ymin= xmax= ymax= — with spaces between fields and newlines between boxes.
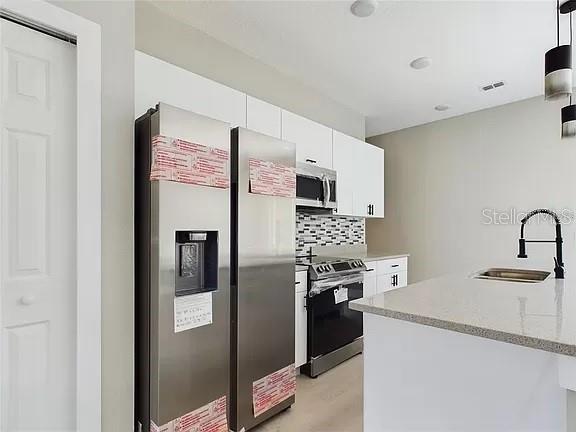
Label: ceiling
xmin=150 ymin=1 xmax=561 ymax=137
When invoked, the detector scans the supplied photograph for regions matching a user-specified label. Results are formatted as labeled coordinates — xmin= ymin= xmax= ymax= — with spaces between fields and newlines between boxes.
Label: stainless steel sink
xmin=472 ymin=268 xmax=551 ymax=283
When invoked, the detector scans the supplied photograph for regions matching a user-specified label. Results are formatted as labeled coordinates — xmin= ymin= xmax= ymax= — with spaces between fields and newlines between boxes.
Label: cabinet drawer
xmin=378 ymin=257 xmax=408 ymax=275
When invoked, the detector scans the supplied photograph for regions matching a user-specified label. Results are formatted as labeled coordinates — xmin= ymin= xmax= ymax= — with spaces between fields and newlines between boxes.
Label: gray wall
xmin=136 ymin=0 xmax=365 ymax=140
xmin=49 ymin=1 xmax=135 ymax=430
xmin=367 ymin=96 xmax=576 ymax=283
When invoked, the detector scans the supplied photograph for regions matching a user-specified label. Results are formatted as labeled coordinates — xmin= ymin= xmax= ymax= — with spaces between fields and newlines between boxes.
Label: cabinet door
xmin=295 ymin=291 xmax=307 ymax=368
xmin=352 ymin=142 xmax=371 ymax=218
xmin=356 ymin=143 xmax=384 ymax=218
xmin=246 ymin=96 xmax=281 ymax=139
xmin=378 ymin=272 xmax=406 ymax=293
xmin=135 ymin=51 xmax=246 ymax=127
xmin=281 ymin=110 xmax=333 ymax=168
xmin=363 ymin=272 xmax=377 ymax=298
xmin=396 ymin=271 xmax=408 ymax=288
xmin=332 ymin=130 xmax=357 ymax=216
xmin=376 ymin=274 xmax=390 ymax=294
xmin=366 ymin=144 xmax=385 ymax=218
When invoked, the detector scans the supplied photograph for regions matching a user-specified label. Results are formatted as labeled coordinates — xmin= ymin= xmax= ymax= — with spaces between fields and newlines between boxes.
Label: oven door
xmin=307 ymin=274 xmax=363 ymax=359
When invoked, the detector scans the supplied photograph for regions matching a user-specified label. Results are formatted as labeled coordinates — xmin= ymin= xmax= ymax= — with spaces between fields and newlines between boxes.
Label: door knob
xmin=20 ymin=295 xmax=36 ymax=305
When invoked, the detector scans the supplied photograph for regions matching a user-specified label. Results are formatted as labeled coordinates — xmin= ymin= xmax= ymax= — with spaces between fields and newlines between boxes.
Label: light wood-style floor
xmin=253 ymin=355 xmax=363 ymax=432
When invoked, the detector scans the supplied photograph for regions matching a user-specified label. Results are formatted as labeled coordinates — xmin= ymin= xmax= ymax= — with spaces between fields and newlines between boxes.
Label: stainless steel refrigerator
xmin=135 ymin=104 xmax=296 ymax=432
xmin=230 ymin=127 xmax=296 ymax=431
xmin=135 ymin=103 xmax=231 ymax=432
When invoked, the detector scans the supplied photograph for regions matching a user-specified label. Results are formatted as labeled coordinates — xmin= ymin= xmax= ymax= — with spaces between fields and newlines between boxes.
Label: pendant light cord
xmin=571 ymin=10 xmax=573 ymax=46
xmin=558 ymin=0 xmax=561 ymax=46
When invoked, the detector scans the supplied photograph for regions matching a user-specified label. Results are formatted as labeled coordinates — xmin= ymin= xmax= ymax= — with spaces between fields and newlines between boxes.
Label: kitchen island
xmin=350 ymin=271 xmax=576 ymax=432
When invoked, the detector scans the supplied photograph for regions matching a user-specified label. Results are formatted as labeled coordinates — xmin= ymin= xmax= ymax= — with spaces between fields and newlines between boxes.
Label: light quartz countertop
xmin=350 ymin=270 xmax=576 ymax=357
xmin=334 ymin=250 xmax=409 ymax=263
xmin=310 ymin=244 xmax=409 ymax=263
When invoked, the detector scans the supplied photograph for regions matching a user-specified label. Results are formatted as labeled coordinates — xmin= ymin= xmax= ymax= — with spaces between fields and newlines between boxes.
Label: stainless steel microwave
xmin=296 ymin=162 xmax=337 ymax=211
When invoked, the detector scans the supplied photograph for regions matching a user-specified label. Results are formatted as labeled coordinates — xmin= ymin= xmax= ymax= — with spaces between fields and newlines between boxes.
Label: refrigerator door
xmin=230 ymin=128 xmax=296 ymax=431
xmin=135 ymin=103 xmax=230 ymax=430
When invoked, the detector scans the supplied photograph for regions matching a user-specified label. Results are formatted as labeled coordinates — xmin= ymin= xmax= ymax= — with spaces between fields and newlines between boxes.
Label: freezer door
xmin=143 ymin=103 xmax=231 ymax=428
xmin=231 ymin=128 xmax=296 ymax=431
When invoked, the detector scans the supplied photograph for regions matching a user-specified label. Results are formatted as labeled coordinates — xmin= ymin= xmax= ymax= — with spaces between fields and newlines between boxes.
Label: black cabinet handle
xmin=295 ymin=281 xmax=301 ymax=285
xmin=305 ymin=158 xmax=317 ymax=164
xmin=365 ymin=268 xmax=375 ymax=272
xmin=391 ymin=264 xmax=399 ymax=268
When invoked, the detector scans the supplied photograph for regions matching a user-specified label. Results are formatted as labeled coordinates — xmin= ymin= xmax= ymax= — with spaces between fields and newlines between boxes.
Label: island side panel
xmin=363 ymin=314 xmax=566 ymax=432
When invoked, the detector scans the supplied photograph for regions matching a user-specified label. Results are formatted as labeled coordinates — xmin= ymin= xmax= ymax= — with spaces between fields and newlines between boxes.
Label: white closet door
xmin=1 ymin=19 xmax=77 ymax=431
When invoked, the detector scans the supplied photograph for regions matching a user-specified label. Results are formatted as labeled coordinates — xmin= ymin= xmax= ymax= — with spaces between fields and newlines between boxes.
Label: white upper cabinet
xmin=332 ymin=130 xmax=357 ymax=216
xmin=359 ymin=142 xmax=385 ymax=218
xmin=281 ymin=110 xmax=333 ymax=168
xmin=246 ymin=96 xmax=282 ymax=139
xmin=135 ymin=51 xmax=247 ymax=127
xmin=333 ymin=131 xmax=384 ymax=218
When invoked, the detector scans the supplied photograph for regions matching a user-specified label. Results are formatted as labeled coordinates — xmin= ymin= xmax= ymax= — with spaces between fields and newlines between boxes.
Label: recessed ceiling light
xmin=350 ymin=0 xmax=378 ymax=18
xmin=410 ymin=57 xmax=432 ymax=70
xmin=434 ymin=104 xmax=451 ymax=112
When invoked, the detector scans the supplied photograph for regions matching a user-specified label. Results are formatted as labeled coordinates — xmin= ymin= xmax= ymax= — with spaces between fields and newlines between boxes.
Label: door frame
xmin=0 ymin=0 xmax=102 ymax=430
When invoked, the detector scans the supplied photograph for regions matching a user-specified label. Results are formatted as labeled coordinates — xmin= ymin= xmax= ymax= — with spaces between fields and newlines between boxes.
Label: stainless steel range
xmin=298 ymin=256 xmax=366 ymax=378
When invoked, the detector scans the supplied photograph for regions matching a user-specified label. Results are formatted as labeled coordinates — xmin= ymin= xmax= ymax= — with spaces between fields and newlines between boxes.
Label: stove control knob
xmin=324 ymin=265 xmax=331 ymax=272
xmin=317 ymin=266 xmax=324 ymax=273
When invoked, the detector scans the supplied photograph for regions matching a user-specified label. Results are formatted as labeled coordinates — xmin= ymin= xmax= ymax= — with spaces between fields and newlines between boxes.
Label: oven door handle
xmin=309 ymin=273 xmax=364 ymax=297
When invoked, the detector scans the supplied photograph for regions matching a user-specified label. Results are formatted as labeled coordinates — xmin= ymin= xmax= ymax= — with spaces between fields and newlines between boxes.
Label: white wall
xmin=367 ymin=96 xmax=576 ymax=283
xmin=49 ymin=1 xmax=135 ymax=430
xmin=135 ymin=0 xmax=365 ymax=140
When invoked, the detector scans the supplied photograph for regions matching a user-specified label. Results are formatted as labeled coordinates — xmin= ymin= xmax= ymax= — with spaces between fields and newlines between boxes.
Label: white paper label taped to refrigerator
xmin=334 ymin=287 xmax=348 ymax=304
xmin=174 ymin=293 xmax=212 ymax=333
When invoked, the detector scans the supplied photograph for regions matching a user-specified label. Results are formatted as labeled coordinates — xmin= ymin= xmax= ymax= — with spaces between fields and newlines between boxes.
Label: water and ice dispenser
xmin=175 ymin=230 xmax=218 ymax=296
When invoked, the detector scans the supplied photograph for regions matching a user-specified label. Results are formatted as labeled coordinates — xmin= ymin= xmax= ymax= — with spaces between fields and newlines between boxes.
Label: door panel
xmin=281 ymin=110 xmax=332 ymax=168
xmin=308 ymin=282 xmax=363 ymax=358
xmin=1 ymin=19 xmax=77 ymax=431
xmin=246 ymin=96 xmax=281 ymax=139
xmin=363 ymin=273 xmax=377 ymax=298
xmin=332 ymin=130 xmax=356 ymax=216
xmin=295 ymin=291 xmax=307 ymax=368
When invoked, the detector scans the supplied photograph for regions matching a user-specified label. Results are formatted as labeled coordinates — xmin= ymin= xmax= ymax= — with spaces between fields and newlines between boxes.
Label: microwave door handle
xmin=325 ymin=176 xmax=331 ymax=205
xmin=322 ymin=175 xmax=329 ymax=206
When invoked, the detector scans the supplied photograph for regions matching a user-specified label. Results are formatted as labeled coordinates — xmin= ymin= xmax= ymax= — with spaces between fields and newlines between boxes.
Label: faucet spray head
xmin=518 ymin=239 xmax=528 ymax=258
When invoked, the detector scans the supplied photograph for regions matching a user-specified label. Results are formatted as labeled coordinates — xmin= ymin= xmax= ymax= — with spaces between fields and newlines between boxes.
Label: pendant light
xmin=545 ymin=0 xmax=572 ymax=100
xmin=562 ymin=9 xmax=576 ymax=137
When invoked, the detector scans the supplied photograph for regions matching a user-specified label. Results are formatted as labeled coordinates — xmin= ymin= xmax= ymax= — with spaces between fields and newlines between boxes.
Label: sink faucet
xmin=517 ymin=208 xmax=564 ymax=279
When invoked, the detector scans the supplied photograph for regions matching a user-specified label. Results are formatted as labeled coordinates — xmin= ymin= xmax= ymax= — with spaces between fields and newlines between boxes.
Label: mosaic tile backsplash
xmin=296 ymin=210 xmax=365 ymax=256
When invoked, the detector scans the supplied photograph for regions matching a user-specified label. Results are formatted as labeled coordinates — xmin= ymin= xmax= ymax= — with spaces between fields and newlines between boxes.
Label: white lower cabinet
xmin=364 ymin=257 xmax=408 ymax=297
xmin=363 ymin=261 xmax=378 ymax=298
xmin=295 ymin=270 xmax=308 ymax=368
